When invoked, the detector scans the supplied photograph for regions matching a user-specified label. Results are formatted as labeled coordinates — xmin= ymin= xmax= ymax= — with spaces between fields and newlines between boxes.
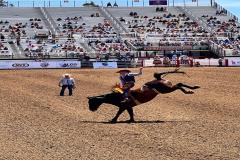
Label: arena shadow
xmin=79 ymin=120 xmax=190 ymax=124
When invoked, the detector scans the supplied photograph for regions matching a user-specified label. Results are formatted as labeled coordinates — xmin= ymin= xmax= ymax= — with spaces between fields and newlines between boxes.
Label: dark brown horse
xmin=88 ymin=70 xmax=200 ymax=123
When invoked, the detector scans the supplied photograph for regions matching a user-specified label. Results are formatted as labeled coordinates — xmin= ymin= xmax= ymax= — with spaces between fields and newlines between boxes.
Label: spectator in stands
xmin=113 ymin=2 xmax=118 ymax=7
xmin=59 ymin=73 xmax=76 ymax=96
xmin=218 ymin=58 xmax=223 ymax=67
xmin=156 ymin=7 xmax=167 ymax=12
xmin=0 ymin=34 xmax=4 ymax=41
xmin=16 ymin=34 xmax=20 ymax=45
xmin=107 ymin=2 xmax=112 ymax=7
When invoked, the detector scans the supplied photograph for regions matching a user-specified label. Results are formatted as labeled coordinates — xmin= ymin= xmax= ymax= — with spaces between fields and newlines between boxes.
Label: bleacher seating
xmin=0 ymin=6 xmax=239 ymax=58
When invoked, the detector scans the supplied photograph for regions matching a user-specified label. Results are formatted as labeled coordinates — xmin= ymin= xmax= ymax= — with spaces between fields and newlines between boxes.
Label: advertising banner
xmin=143 ymin=59 xmax=155 ymax=67
xmin=93 ymin=62 xmax=118 ymax=69
xmin=193 ymin=59 xmax=219 ymax=66
xmin=55 ymin=61 xmax=81 ymax=69
xmin=0 ymin=60 xmax=81 ymax=69
xmin=227 ymin=58 xmax=240 ymax=66
xmin=0 ymin=61 xmax=31 ymax=69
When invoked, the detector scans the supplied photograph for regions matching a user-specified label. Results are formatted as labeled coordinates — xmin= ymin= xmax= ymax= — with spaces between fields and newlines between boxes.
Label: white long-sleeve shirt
xmin=127 ymin=71 xmax=142 ymax=76
xmin=59 ymin=77 xmax=75 ymax=86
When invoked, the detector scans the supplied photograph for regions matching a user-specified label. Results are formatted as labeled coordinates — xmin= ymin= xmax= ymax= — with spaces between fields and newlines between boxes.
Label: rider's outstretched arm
xmin=128 ymin=67 xmax=143 ymax=76
xmin=154 ymin=70 xmax=185 ymax=80
xmin=161 ymin=71 xmax=185 ymax=75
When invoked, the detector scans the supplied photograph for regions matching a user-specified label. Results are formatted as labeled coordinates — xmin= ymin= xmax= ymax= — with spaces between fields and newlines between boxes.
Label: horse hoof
xmin=187 ymin=91 xmax=194 ymax=94
xmin=109 ymin=119 xmax=117 ymax=124
xmin=193 ymin=86 xmax=200 ymax=89
xmin=126 ymin=119 xmax=135 ymax=123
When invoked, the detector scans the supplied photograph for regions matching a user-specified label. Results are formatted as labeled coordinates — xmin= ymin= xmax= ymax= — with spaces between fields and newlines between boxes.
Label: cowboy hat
xmin=116 ymin=69 xmax=131 ymax=73
xmin=63 ymin=73 xmax=71 ymax=77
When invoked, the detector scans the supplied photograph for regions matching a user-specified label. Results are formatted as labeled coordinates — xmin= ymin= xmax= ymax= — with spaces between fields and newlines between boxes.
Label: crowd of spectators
xmin=106 ymin=2 xmax=118 ymax=7
xmin=1 ymin=7 xmax=240 ymax=59
xmin=216 ymin=10 xmax=227 ymax=16
xmin=22 ymin=38 xmax=86 ymax=58
xmin=54 ymin=11 xmax=134 ymax=59
xmin=204 ymin=17 xmax=239 ymax=34
xmin=201 ymin=13 xmax=240 ymax=55
xmin=156 ymin=7 xmax=167 ymax=12
xmin=119 ymin=11 xmax=213 ymax=52
xmin=0 ymin=42 xmax=8 ymax=50
xmin=88 ymin=38 xmax=129 ymax=56
xmin=0 ymin=41 xmax=11 ymax=57
xmin=56 ymin=15 xmax=116 ymax=38
xmin=120 ymin=12 xmax=208 ymax=38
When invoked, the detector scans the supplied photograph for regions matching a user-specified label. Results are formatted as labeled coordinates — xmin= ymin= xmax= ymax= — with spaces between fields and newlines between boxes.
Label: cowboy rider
xmin=117 ymin=67 xmax=143 ymax=102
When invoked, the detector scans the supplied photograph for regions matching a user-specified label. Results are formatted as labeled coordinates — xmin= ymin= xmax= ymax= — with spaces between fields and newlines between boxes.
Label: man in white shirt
xmin=59 ymin=73 xmax=75 ymax=96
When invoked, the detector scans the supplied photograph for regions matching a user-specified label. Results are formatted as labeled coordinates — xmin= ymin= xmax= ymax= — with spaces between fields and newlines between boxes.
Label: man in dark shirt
xmin=117 ymin=67 xmax=143 ymax=102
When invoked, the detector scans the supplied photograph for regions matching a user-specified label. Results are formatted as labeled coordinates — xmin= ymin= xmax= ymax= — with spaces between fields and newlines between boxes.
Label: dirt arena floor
xmin=0 ymin=67 xmax=240 ymax=160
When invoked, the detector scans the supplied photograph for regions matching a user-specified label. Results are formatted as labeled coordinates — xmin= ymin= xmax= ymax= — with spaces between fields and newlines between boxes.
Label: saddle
xmin=112 ymin=84 xmax=124 ymax=94
xmin=112 ymin=82 xmax=135 ymax=94
xmin=112 ymin=84 xmax=142 ymax=105
xmin=112 ymin=86 xmax=124 ymax=94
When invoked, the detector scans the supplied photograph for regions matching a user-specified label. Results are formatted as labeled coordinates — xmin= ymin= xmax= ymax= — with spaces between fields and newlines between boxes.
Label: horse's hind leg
xmin=172 ymin=85 xmax=194 ymax=94
xmin=110 ymin=107 xmax=126 ymax=123
xmin=176 ymin=83 xmax=200 ymax=90
xmin=126 ymin=107 xmax=135 ymax=123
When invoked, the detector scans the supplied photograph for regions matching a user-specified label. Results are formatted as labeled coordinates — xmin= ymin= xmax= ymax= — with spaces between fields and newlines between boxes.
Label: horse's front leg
xmin=110 ymin=107 xmax=126 ymax=123
xmin=126 ymin=107 xmax=135 ymax=123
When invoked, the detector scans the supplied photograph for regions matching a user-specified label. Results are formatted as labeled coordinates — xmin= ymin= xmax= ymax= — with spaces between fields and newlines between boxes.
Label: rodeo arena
xmin=1 ymin=0 xmax=240 ymax=159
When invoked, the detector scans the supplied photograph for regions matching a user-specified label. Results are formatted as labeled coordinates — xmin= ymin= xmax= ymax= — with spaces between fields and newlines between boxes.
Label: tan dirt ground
xmin=0 ymin=67 xmax=240 ymax=160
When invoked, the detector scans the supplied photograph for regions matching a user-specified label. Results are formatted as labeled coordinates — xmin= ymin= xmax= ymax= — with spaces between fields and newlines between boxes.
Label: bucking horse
xmin=87 ymin=69 xmax=200 ymax=123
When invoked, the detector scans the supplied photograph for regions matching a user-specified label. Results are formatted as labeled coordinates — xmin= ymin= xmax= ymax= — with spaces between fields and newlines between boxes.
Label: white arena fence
xmin=0 ymin=57 xmax=240 ymax=70
xmin=139 ymin=57 xmax=239 ymax=67
xmin=0 ymin=60 xmax=81 ymax=69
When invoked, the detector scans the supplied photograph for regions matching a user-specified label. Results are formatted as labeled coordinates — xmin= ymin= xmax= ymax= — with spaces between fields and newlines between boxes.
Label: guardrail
xmin=98 ymin=6 xmax=124 ymax=34
xmin=0 ymin=59 xmax=137 ymax=69
xmin=4 ymin=0 xmax=211 ymax=8
xmin=2 ymin=57 xmax=240 ymax=70
xmin=177 ymin=6 xmax=214 ymax=34
xmin=40 ymin=7 xmax=57 ymax=36
xmin=43 ymin=7 xmax=61 ymax=35
xmin=213 ymin=2 xmax=239 ymax=22
xmin=102 ymin=7 xmax=129 ymax=33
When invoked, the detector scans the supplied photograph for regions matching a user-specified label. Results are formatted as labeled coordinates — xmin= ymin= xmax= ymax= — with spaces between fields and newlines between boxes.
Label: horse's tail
xmin=87 ymin=96 xmax=103 ymax=112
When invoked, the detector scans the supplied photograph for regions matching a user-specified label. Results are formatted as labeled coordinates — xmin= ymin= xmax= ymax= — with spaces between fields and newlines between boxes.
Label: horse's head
xmin=87 ymin=96 xmax=102 ymax=112
xmin=154 ymin=73 xmax=162 ymax=80
xmin=88 ymin=92 xmax=123 ymax=111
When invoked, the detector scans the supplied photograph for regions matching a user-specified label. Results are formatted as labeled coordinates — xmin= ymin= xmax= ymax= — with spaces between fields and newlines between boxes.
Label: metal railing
xmin=102 ymin=7 xmax=129 ymax=33
xmin=4 ymin=0 xmax=211 ymax=8
xmin=212 ymin=2 xmax=239 ymax=22
xmin=176 ymin=6 xmax=213 ymax=34
xmin=97 ymin=6 xmax=124 ymax=34
xmin=39 ymin=7 xmax=58 ymax=36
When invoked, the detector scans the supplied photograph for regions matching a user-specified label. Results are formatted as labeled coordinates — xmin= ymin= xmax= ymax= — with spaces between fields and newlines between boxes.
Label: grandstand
xmin=0 ymin=2 xmax=240 ymax=63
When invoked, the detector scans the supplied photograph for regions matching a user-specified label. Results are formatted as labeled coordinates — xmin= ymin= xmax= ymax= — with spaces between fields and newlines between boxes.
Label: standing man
xmin=59 ymin=73 xmax=75 ymax=96
xmin=218 ymin=57 xmax=223 ymax=67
